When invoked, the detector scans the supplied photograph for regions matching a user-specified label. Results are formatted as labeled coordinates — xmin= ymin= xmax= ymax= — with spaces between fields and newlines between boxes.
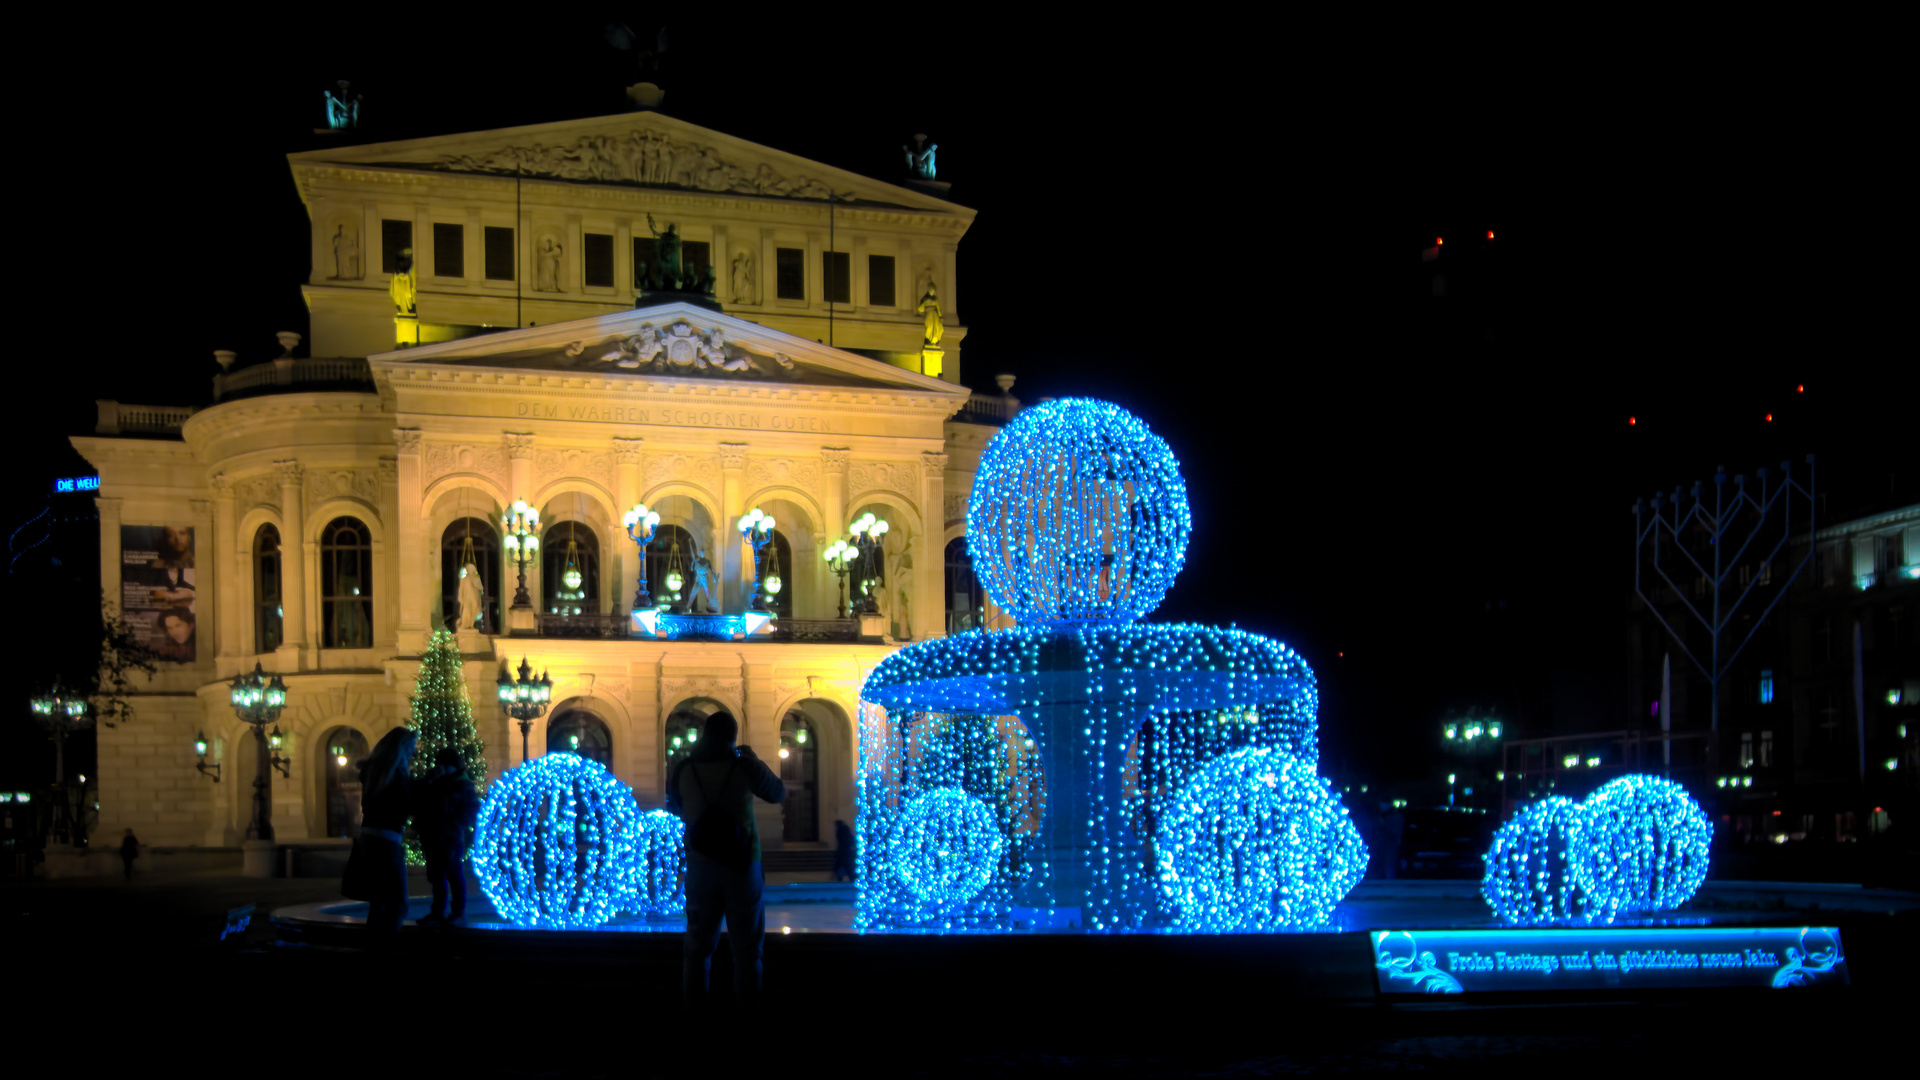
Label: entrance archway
xmin=320 ymin=727 xmax=370 ymax=838
xmin=779 ymin=710 xmax=819 ymax=841
xmin=548 ymin=710 xmax=613 ymax=767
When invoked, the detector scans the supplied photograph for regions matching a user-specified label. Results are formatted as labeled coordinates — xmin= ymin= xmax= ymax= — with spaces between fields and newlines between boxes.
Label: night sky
xmin=13 ymin=19 xmax=1907 ymax=790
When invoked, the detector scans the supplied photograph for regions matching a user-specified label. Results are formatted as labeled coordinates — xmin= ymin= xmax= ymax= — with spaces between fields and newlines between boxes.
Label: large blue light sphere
xmin=1576 ymin=774 xmax=1712 ymax=917
xmin=1154 ymin=748 xmax=1366 ymax=931
xmin=887 ymin=787 xmax=1006 ymax=905
xmin=967 ymin=398 xmax=1190 ymax=626
xmin=472 ymin=753 xmax=643 ymax=929
xmin=626 ymin=809 xmax=686 ymax=916
xmin=1481 ymin=797 xmax=1598 ymax=925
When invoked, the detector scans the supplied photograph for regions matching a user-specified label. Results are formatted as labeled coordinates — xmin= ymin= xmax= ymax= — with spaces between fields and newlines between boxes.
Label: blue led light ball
xmin=967 ymin=398 xmax=1191 ymax=626
xmin=626 ymin=809 xmax=686 ymax=916
xmin=1481 ymin=797 xmax=1598 ymax=925
xmin=1154 ymin=748 xmax=1366 ymax=931
xmin=1576 ymin=774 xmax=1712 ymax=917
xmin=888 ymin=787 xmax=1006 ymax=905
xmin=472 ymin=753 xmax=643 ymax=929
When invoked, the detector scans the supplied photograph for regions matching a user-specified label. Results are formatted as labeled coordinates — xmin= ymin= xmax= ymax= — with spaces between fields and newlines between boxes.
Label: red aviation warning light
xmin=1629 ymin=416 xmax=1637 ymax=426
xmin=1766 ymin=413 xmax=1773 ymax=422
xmin=1436 ymin=236 xmax=1444 ymax=246
xmin=1797 ymin=384 xmax=1805 ymax=393
xmin=1486 ymin=229 xmax=1495 ymax=240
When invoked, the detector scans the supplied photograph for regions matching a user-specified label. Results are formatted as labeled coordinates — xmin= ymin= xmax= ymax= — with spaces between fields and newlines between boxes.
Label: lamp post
xmin=29 ymin=683 xmax=92 ymax=846
xmin=501 ymin=500 xmax=541 ymax=609
xmin=738 ymin=507 xmax=776 ymax=612
xmin=847 ymin=512 xmax=889 ymax=615
xmin=496 ymin=657 xmax=552 ymax=763
xmin=228 ymin=663 xmax=290 ymax=842
xmin=823 ymin=539 xmax=854 ymax=618
xmin=193 ymin=731 xmax=221 ymax=782
xmin=623 ymin=503 xmax=661 ymax=611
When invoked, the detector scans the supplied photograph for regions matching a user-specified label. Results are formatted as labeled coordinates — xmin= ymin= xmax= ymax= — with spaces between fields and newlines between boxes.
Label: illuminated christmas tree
xmin=405 ymin=628 xmax=488 ymax=862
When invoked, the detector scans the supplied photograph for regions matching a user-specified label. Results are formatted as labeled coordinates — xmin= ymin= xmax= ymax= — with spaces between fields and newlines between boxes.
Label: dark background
xmin=8 ymin=18 xmax=1906 ymax=794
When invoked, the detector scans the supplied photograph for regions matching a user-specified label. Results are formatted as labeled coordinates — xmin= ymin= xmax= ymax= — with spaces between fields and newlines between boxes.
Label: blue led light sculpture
xmin=1480 ymin=796 xmax=1597 ymax=925
xmin=889 ymin=788 xmax=1006 ymax=905
xmin=626 ymin=809 xmax=686 ymax=916
xmin=1576 ymin=774 xmax=1712 ymax=918
xmin=857 ymin=399 xmax=1363 ymax=932
xmin=1155 ymin=749 xmax=1366 ymax=931
xmin=472 ymin=753 xmax=643 ymax=929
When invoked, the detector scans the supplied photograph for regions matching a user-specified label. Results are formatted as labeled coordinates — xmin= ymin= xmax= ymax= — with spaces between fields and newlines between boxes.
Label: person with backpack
xmin=665 ymin=711 xmax=785 ymax=1008
xmin=413 ymin=746 xmax=482 ymax=925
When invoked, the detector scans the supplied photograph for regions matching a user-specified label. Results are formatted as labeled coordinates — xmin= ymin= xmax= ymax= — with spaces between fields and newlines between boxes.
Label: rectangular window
xmin=484 ymin=226 xmax=515 ymax=281
xmin=776 ymin=246 xmax=805 ymax=299
xmin=1739 ymin=732 xmax=1754 ymax=769
xmin=583 ymin=233 xmax=614 ymax=288
xmin=1759 ymin=669 xmax=1775 ymax=704
xmin=683 ymin=240 xmax=711 ymax=288
xmin=633 ymin=237 xmax=657 ymax=287
xmin=868 ymin=254 xmax=896 ymax=306
xmin=380 ymin=219 xmax=412 ymax=273
xmin=432 ymin=223 xmax=464 ymax=278
xmin=822 ymin=251 xmax=850 ymax=304
xmin=1759 ymin=730 xmax=1774 ymax=767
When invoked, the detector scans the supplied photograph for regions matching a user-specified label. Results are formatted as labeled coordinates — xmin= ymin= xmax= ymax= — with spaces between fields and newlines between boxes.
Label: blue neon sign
xmin=54 ymin=476 xmax=100 ymax=493
xmin=1374 ymin=927 xmax=1847 ymax=993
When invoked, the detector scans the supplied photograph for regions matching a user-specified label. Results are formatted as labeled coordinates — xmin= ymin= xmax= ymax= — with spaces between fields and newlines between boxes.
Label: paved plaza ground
xmin=7 ymin=869 xmax=1909 ymax=1076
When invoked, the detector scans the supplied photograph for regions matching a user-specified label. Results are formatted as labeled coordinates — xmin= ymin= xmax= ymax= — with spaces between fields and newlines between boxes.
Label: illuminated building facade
xmin=73 ymin=112 xmax=1015 ymax=856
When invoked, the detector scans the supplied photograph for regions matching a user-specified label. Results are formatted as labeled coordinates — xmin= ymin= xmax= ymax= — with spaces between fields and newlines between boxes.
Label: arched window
xmin=542 ymin=520 xmax=599 ymax=615
xmin=663 ymin=699 xmax=718 ymax=775
xmin=647 ymin=525 xmax=699 ymax=611
xmin=763 ymin=529 xmax=794 ymax=620
xmin=322 ymin=728 xmax=369 ymax=838
xmin=548 ymin=710 xmax=612 ymax=768
xmin=945 ymin=535 xmax=984 ymax=635
xmin=441 ymin=517 xmax=500 ymax=633
xmin=253 ymin=524 xmax=282 ymax=653
xmin=780 ymin=710 xmax=818 ymax=841
xmin=320 ymin=517 xmax=373 ymax=648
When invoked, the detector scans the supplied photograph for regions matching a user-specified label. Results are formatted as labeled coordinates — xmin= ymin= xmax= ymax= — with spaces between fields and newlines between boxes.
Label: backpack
xmin=683 ymin=758 xmax=753 ymax=871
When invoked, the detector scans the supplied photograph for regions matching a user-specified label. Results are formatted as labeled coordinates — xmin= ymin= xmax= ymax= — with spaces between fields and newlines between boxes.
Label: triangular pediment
xmin=290 ymin=112 xmax=967 ymax=215
xmin=369 ymin=301 xmax=964 ymax=399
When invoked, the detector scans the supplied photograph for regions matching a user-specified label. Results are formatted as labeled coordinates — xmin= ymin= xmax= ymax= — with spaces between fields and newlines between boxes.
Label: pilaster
xmin=273 ymin=460 xmax=307 ymax=670
xmin=821 ymin=448 xmax=850 ymax=618
xmin=719 ymin=443 xmax=748 ymax=614
xmin=614 ymin=437 xmax=644 ymax=616
xmin=917 ymin=452 xmax=948 ymax=641
xmin=393 ymin=429 xmax=428 ymax=651
xmin=210 ymin=473 xmax=240 ymax=662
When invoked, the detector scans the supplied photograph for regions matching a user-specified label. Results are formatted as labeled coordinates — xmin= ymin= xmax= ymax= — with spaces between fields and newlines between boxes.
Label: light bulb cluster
xmin=1481 ymin=775 xmax=1711 ymax=925
xmin=966 ymin=398 xmax=1191 ymax=626
xmin=887 ymin=787 xmax=1006 ymax=906
xmin=472 ymin=753 xmax=643 ymax=929
xmin=1154 ymin=748 xmax=1367 ymax=931
xmin=625 ymin=809 xmax=686 ymax=916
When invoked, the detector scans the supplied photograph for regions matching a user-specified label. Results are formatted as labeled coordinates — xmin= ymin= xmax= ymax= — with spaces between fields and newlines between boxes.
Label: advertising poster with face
xmin=122 ymin=524 xmax=197 ymax=662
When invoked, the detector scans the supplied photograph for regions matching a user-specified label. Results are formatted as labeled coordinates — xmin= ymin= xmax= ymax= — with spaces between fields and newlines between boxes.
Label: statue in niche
xmin=389 ymin=248 xmax=416 ymax=315
xmin=324 ymin=81 xmax=361 ymax=130
xmin=645 ymin=214 xmax=682 ymax=288
xmin=456 ymin=561 xmax=488 ymax=633
xmin=331 ymin=223 xmax=361 ymax=279
xmin=686 ymin=554 xmax=716 ymax=613
xmin=903 ymin=135 xmax=937 ymax=180
xmin=730 ymin=251 xmax=756 ymax=305
xmin=535 ymin=237 xmax=563 ymax=292
xmin=917 ymin=282 xmax=944 ymax=347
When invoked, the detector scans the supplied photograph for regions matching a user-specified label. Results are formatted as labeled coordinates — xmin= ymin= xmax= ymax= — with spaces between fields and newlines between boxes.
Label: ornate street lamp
xmin=823 ymin=539 xmax=855 ymax=619
xmin=501 ymin=500 xmax=541 ymax=609
xmin=848 ymin=512 xmax=890 ymax=615
xmin=623 ymin=503 xmax=662 ymax=611
xmin=228 ymin=663 xmax=291 ymax=841
xmin=29 ymin=682 xmax=92 ymax=845
xmin=194 ymin=731 xmax=221 ymax=782
xmin=738 ymin=507 xmax=776 ymax=612
xmin=496 ymin=657 xmax=552 ymax=763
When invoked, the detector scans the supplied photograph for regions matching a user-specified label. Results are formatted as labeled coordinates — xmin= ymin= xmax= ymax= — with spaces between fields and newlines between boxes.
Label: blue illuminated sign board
xmin=54 ymin=476 xmax=100 ymax=493
xmin=1374 ymin=927 xmax=1848 ymax=993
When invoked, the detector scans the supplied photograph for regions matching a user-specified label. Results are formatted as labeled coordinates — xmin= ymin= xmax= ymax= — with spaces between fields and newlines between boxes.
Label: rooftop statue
xmin=645 ymin=213 xmax=682 ymax=289
xmin=903 ymin=134 xmax=937 ymax=180
xmin=324 ymin=81 xmax=361 ymax=131
xmin=390 ymin=248 xmax=416 ymax=315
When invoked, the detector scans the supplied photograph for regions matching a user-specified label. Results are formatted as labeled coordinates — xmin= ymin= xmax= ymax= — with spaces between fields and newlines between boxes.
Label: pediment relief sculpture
xmin=599 ymin=320 xmax=798 ymax=379
xmin=432 ymin=131 xmax=854 ymax=202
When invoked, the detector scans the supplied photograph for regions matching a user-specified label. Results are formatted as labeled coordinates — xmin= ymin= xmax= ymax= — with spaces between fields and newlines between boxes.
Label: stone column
xmin=189 ymin=497 xmax=217 ymax=667
xmin=917 ymin=453 xmax=948 ymax=641
xmin=274 ymin=460 xmax=307 ymax=670
xmin=393 ymin=429 xmax=427 ymax=651
xmin=614 ymin=438 xmax=644 ymax=617
xmin=210 ymin=473 xmax=240 ymax=662
xmin=821 ymin=449 xmax=849 ymax=618
xmin=376 ymin=458 xmax=399 ymax=649
xmin=505 ymin=433 xmax=536 ymax=632
xmin=718 ymin=443 xmax=748 ymax=614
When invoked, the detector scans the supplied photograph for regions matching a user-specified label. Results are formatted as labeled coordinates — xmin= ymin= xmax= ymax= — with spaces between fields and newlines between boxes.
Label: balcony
xmin=212 ymin=357 xmax=376 ymax=403
xmin=952 ymin=395 xmax=1017 ymax=426
xmin=530 ymin=612 xmax=862 ymax=643
xmin=94 ymin=401 xmax=196 ymax=438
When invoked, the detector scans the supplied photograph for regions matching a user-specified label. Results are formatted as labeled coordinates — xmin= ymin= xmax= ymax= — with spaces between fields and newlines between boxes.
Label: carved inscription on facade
xmin=508 ymin=399 xmax=836 ymax=433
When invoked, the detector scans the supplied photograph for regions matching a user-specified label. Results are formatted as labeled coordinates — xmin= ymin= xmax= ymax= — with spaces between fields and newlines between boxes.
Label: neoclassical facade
xmin=75 ymin=113 xmax=1013 ymax=854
